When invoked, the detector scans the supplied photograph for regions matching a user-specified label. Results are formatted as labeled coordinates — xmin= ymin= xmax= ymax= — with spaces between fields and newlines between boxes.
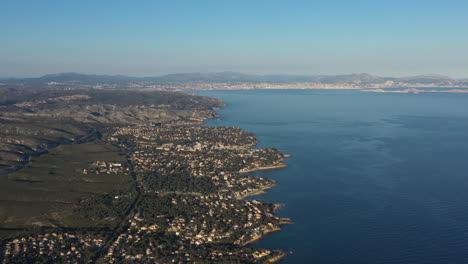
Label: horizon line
xmin=1 ymin=71 xmax=467 ymax=80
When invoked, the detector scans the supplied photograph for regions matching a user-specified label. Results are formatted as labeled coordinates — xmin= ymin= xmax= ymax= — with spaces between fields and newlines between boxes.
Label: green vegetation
xmin=0 ymin=88 xmax=287 ymax=263
xmin=0 ymin=88 xmax=223 ymax=174
xmin=0 ymin=142 xmax=133 ymax=229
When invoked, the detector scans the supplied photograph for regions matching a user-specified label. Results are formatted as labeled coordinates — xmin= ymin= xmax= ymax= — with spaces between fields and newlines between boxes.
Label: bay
xmin=197 ymin=89 xmax=468 ymax=264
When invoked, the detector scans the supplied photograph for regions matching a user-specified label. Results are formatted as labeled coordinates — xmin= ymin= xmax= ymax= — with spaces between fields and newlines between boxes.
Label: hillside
xmin=0 ymin=88 xmax=223 ymax=174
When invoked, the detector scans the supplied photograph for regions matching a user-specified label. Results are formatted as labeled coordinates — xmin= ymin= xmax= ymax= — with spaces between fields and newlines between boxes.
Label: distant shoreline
xmin=5 ymin=72 xmax=468 ymax=92
xmin=361 ymin=88 xmax=468 ymax=94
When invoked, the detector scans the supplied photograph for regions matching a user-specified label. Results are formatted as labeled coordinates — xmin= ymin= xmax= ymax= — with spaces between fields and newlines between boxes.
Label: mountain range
xmin=2 ymin=72 xmax=467 ymax=86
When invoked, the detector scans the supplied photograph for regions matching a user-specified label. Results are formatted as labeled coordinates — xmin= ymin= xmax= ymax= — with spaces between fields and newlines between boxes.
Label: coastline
xmin=237 ymin=183 xmax=277 ymax=199
xmin=236 ymin=160 xmax=293 ymax=261
xmin=239 ymin=163 xmax=288 ymax=173
xmin=361 ymin=88 xmax=468 ymax=94
xmin=267 ymin=251 xmax=287 ymax=263
xmin=171 ymin=85 xmax=468 ymax=93
xmin=243 ymin=217 xmax=294 ymax=245
xmin=243 ymin=226 xmax=283 ymax=245
xmin=202 ymin=102 xmax=291 ymax=263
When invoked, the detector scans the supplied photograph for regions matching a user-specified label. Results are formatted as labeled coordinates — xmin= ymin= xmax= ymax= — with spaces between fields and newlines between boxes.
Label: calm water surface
xmin=197 ymin=89 xmax=468 ymax=264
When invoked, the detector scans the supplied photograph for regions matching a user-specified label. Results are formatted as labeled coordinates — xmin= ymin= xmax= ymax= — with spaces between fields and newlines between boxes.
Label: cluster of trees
xmin=74 ymin=190 xmax=134 ymax=222
xmin=139 ymin=172 xmax=219 ymax=194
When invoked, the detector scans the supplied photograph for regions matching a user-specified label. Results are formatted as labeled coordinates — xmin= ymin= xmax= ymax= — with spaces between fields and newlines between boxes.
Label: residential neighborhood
xmin=1 ymin=123 xmax=289 ymax=263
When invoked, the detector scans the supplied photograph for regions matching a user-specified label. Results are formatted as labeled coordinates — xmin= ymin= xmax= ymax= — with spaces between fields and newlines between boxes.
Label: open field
xmin=0 ymin=142 xmax=133 ymax=230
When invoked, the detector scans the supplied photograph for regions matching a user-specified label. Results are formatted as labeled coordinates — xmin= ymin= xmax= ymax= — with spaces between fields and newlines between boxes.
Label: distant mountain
xmin=145 ymin=72 xmax=260 ymax=83
xmin=144 ymin=72 xmax=316 ymax=83
xmin=4 ymin=72 xmax=318 ymax=84
xmin=3 ymin=72 xmax=465 ymax=87
xmin=25 ymin=73 xmax=138 ymax=84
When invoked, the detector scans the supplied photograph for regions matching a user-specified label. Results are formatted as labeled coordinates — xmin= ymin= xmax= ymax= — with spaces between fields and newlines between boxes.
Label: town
xmin=1 ymin=123 xmax=290 ymax=263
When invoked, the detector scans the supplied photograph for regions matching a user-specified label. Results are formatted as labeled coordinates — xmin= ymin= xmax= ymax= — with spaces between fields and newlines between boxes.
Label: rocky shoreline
xmin=240 ymin=163 xmax=288 ymax=173
xmin=204 ymin=104 xmax=291 ymax=263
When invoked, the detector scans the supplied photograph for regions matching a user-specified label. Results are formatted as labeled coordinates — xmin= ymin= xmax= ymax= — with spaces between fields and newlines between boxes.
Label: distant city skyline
xmin=2 ymin=0 xmax=468 ymax=78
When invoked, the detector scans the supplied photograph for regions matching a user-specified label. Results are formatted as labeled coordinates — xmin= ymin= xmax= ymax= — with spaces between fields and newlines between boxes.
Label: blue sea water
xmin=197 ymin=89 xmax=468 ymax=264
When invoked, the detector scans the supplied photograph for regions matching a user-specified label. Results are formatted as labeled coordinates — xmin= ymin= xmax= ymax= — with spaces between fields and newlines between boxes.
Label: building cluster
xmin=162 ymin=194 xmax=279 ymax=245
xmin=109 ymin=124 xmax=258 ymax=149
xmin=109 ymin=124 xmax=285 ymax=198
xmin=132 ymin=148 xmax=284 ymax=176
xmin=99 ymin=124 xmax=288 ymax=262
xmin=82 ymin=160 xmax=129 ymax=175
xmin=103 ymin=194 xmax=283 ymax=263
xmin=1 ymin=232 xmax=103 ymax=264
xmin=1 ymin=123 xmax=288 ymax=263
xmin=44 ymin=79 xmax=468 ymax=91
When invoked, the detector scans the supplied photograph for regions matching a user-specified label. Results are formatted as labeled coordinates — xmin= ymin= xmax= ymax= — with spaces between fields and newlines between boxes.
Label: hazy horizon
xmin=1 ymin=71 xmax=467 ymax=80
xmin=2 ymin=0 xmax=468 ymax=78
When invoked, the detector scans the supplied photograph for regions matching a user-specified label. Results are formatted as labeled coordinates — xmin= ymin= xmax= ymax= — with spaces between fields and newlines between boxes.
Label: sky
xmin=1 ymin=0 xmax=468 ymax=78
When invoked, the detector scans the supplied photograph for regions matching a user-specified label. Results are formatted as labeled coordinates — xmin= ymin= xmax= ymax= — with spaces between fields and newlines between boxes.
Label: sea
xmin=197 ymin=89 xmax=468 ymax=264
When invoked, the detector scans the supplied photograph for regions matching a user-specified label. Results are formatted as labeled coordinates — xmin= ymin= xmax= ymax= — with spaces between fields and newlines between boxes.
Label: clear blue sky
xmin=1 ymin=0 xmax=468 ymax=77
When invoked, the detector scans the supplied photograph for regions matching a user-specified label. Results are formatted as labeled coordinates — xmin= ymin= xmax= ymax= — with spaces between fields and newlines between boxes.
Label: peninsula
xmin=0 ymin=87 xmax=289 ymax=263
